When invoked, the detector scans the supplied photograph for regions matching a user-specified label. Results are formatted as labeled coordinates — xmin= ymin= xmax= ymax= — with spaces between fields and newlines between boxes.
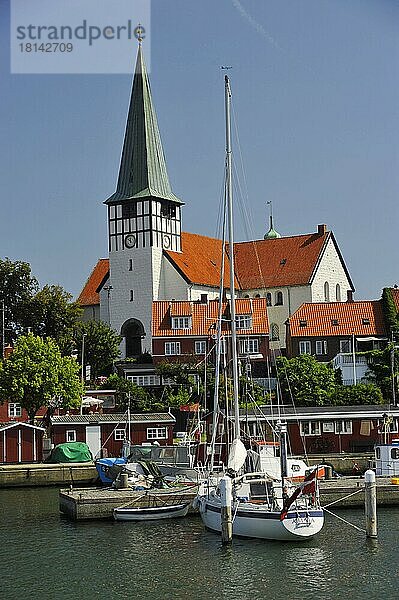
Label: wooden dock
xmin=59 ymin=485 xmax=198 ymax=520
xmin=59 ymin=477 xmax=399 ymax=521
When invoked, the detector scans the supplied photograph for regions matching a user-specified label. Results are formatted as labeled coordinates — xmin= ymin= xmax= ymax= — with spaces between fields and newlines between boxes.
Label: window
xmin=172 ymin=316 xmax=191 ymax=330
xmin=300 ymin=421 xmax=321 ymax=436
xmin=240 ymin=338 xmax=259 ymax=355
xmin=165 ymin=342 xmax=181 ymax=355
xmin=324 ymin=281 xmax=330 ymax=302
xmin=299 ymin=319 xmax=307 ymax=328
xmin=270 ymin=323 xmax=279 ymax=341
xmin=66 ymin=430 xmax=76 ymax=442
xmin=122 ymin=201 xmax=137 ymax=219
xmin=336 ymin=284 xmax=341 ymax=302
xmin=275 ymin=291 xmax=283 ymax=306
xmin=266 ymin=293 xmax=272 ymax=306
xmin=114 ymin=429 xmax=126 ymax=441
xmin=340 ymin=339 xmax=352 ymax=353
xmin=127 ymin=375 xmax=161 ymax=386
xmin=335 ymin=420 xmax=352 ymax=434
xmin=195 ymin=340 xmax=206 ymax=355
xmin=216 ymin=337 xmax=227 ymax=355
xmin=322 ymin=422 xmax=334 ymax=433
xmin=129 ymin=259 xmax=133 ymax=271
xmin=236 ymin=315 xmax=252 ymax=329
xmin=130 ymin=289 xmax=134 ymax=301
xmin=8 ymin=403 xmax=22 ymax=417
xmin=147 ymin=427 xmax=167 ymax=440
xmin=160 ymin=202 xmax=176 ymax=218
xmin=299 ymin=341 xmax=311 ymax=355
xmin=315 ymin=340 xmax=328 ymax=355
xmin=391 ymin=448 xmax=399 ymax=460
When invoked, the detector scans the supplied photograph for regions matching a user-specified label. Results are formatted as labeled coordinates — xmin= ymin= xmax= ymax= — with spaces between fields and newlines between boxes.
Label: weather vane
xmin=134 ymin=24 xmax=145 ymax=43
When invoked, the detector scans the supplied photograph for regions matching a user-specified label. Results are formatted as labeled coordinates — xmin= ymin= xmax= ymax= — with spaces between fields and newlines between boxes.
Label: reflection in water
xmin=0 ymin=488 xmax=398 ymax=600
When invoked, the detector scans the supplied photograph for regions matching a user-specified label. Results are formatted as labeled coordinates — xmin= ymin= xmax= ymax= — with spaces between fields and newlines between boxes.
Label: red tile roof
xmin=78 ymin=227 xmax=346 ymax=306
xmin=232 ymin=232 xmax=329 ymax=289
xmin=391 ymin=288 xmax=399 ymax=313
xmin=165 ymin=232 xmax=235 ymax=288
xmin=153 ymin=298 xmax=269 ymax=337
xmin=77 ymin=259 xmax=109 ymax=306
xmin=289 ymin=301 xmax=387 ymax=337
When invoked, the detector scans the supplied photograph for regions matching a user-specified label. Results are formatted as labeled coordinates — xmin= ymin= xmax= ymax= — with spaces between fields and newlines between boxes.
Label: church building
xmin=78 ymin=43 xmax=355 ymax=359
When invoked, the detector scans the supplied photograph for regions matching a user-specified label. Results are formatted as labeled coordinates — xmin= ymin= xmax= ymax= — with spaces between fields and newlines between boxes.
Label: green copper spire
xmin=106 ymin=44 xmax=182 ymax=204
xmin=264 ymin=201 xmax=281 ymax=239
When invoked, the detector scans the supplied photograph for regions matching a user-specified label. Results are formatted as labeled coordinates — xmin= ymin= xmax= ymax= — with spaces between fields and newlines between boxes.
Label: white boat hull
xmin=198 ymin=495 xmax=324 ymax=541
xmin=113 ymin=502 xmax=190 ymax=521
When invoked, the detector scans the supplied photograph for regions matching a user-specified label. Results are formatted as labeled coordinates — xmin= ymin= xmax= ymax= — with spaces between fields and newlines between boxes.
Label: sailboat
xmin=196 ymin=76 xmax=324 ymax=541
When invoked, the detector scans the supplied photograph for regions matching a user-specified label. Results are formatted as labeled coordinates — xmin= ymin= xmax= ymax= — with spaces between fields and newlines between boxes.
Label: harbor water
xmin=1 ymin=487 xmax=398 ymax=600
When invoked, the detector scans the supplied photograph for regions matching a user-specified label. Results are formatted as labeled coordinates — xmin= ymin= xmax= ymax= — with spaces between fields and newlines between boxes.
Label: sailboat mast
xmin=225 ymin=75 xmax=240 ymax=441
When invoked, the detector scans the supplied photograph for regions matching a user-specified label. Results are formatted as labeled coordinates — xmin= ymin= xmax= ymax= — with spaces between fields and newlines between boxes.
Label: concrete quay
xmin=59 ymin=485 xmax=199 ymax=521
xmin=0 ymin=462 xmax=98 ymax=488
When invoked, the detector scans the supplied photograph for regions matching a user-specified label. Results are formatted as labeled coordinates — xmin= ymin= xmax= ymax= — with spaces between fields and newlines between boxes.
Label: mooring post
xmin=220 ymin=475 xmax=233 ymax=544
xmin=364 ymin=469 xmax=377 ymax=538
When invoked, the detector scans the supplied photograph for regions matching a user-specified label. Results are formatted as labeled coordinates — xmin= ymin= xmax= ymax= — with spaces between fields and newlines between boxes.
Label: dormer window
xmin=172 ymin=316 xmax=192 ymax=330
xmin=362 ymin=318 xmax=370 ymax=325
xmin=299 ymin=319 xmax=307 ymax=327
xmin=331 ymin=319 xmax=339 ymax=326
xmin=236 ymin=315 xmax=252 ymax=329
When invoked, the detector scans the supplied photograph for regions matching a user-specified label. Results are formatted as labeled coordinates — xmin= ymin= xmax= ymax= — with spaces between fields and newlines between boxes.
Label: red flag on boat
xmin=280 ymin=467 xmax=318 ymax=520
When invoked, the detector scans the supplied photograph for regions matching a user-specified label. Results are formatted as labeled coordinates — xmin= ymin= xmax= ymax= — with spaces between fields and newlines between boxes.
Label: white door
xmin=86 ymin=425 xmax=101 ymax=459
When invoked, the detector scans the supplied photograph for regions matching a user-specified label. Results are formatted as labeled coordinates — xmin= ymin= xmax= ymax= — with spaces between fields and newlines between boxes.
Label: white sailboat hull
xmin=198 ymin=494 xmax=324 ymax=541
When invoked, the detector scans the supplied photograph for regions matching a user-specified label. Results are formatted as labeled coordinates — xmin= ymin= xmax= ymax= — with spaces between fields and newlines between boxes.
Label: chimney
xmin=347 ymin=290 xmax=354 ymax=303
xmin=318 ymin=224 xmax=327 ymax=235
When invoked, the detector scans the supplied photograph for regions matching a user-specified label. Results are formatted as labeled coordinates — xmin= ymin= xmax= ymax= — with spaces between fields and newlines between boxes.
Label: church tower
xmin=105 ymin=43 xmax=183 ymax=358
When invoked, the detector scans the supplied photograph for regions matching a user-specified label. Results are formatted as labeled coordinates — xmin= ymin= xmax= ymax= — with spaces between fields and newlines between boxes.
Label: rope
xmin=323 ymin=507 xmax=366 ymax=534
xmin=322 ymin=487 xmax=363 ymax=509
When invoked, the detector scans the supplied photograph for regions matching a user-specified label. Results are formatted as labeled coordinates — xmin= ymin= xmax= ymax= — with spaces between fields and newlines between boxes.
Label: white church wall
xmin=311 ymin=237 xmax=351 ymax=302
xmin=108 ymin=246 xmax=162 ymax=355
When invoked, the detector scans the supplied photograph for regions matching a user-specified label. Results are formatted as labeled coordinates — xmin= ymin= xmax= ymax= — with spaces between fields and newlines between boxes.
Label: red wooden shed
xmin=0 ymin=422 xmax=45 ymax=464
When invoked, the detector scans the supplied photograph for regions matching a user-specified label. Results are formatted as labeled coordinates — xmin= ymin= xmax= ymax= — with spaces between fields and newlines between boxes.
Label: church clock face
xmin=124 ymin=234 xmax=136 ymax=248
xmin=162 ymin=234 xmax=171 ymax=249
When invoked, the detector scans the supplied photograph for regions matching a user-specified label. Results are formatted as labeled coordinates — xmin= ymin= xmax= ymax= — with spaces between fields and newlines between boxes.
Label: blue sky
xmin=0 ymin=0 xmax=398 ymax=301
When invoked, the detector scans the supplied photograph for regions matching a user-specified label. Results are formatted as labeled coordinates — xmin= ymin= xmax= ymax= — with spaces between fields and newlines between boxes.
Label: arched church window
xmin=270 ymin=323 xmax=280 ymax=341
xmin=275 ymin=291 xmax=283 ymax=306
xmin=324 ymin=282 xmax=330 ymax=302
xmin=266 ymin=293 xmax=272 ymax=306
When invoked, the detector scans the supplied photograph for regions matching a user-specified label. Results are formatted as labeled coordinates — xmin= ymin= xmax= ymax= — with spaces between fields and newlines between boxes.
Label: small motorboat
xmin=113 ymin=502 xmax=190 ymax=521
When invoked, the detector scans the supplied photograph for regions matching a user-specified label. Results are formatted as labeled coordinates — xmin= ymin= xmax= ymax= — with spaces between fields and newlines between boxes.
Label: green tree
xmin=382 ymin=287 xmax=399 ymax=333
xmin=72 ymin=321 xmax=122 ymax=381
xmin=0 ymin=334 xmax=83 ymax=422
xmin=365 ymin=345 xmax=399 ymax=402
xmin=331 ymin=383 xmax=384 ymax=406
xmin=100 ymin=374 xmax=157 ymax=412
xmin=276 ymin=354 xmax=336 ymax=406
xmin=21 ymin=285 xmax=82 ymax=351
xmin=0 ymin=258 xmax=38 ymax=344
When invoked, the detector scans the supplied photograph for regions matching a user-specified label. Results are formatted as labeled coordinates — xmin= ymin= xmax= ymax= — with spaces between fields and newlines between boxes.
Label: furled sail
xmin=227 ymin=439 xmax=247 ymax=473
